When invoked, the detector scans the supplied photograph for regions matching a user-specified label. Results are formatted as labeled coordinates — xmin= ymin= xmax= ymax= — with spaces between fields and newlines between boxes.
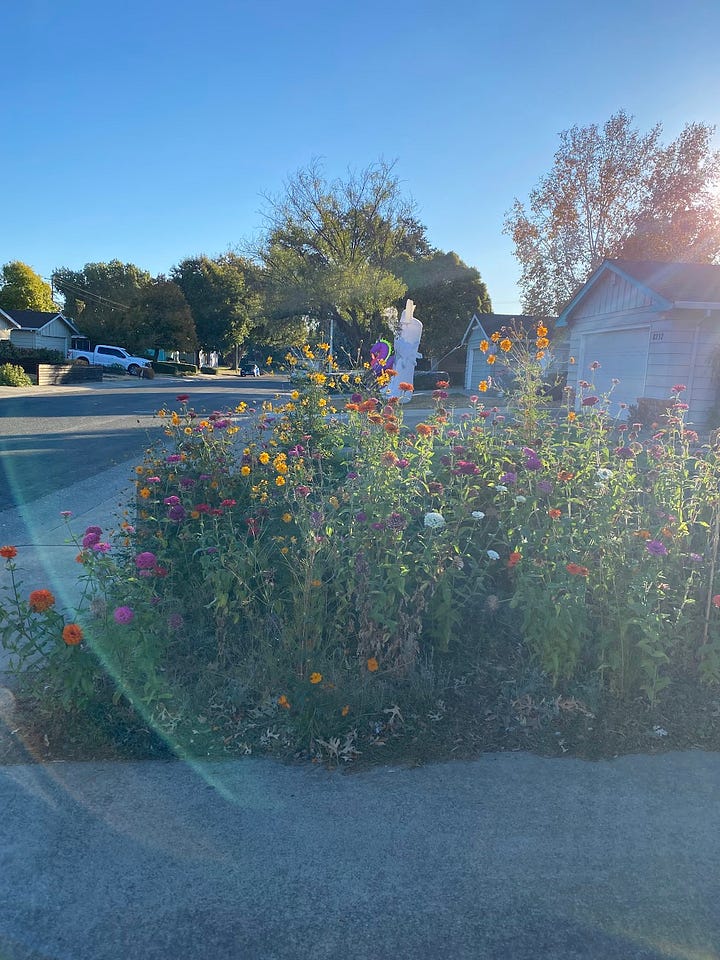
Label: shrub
xmin=0 ymin=363 xmax=33 ymax=386
xmin=200 ymin=366 xmax=219 ymax=375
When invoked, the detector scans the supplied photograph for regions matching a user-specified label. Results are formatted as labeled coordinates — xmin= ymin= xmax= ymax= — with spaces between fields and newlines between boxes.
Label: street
xmin=0 ymin=375 xmax=286 ymax=511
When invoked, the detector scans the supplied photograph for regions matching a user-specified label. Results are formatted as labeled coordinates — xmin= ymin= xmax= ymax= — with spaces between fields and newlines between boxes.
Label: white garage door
xmin=579 ymin=328 xmax=649 ymax=415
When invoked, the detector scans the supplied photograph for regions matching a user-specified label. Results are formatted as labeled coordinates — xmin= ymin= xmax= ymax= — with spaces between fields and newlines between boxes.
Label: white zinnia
xmin=424 ymin=512 xmax=446 ymax=530
xmin=472 ymin=511 xmax=485 ymax=520
xmin=486 ymin=550 xmax=500 ymax=561
xmin=596 ymin=468 xmax=614 ymax=481
xmin=514 ymin=495 xmax=527 ymax=504
xmin=495 ymin=485 xmax=508 ymax=493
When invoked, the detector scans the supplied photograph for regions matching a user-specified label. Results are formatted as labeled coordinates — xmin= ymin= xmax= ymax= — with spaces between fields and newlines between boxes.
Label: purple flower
xmin=82 ymin=531 xmax=101 ymax=548
xmin=310 ymin=510 xmax=323 ymax=528
xmin=524 ymin=456 xmax=542 ymax=471
xmin=499 ymin=471 xmax=517 ymax=486
xmin=113 ymin=605 xmax=135 ymax=625
xmin=396 ymin=458 xmax=409 ymax=469
xmin=355 ymin=512 xmax=367 ymax=523
xmin=646 ymin=540 xmax=668 ymax=557
xmin=295 ymin=485 xmax=311 ymax=498
xmin=92 ymin=542 xmax=111 ymax=553
xmin=581 ymin=396 xmax=599 ymax=406
xmin=387 ymin=512 xmax=407 ymax=531
xmin=135 ymin=551 xmax=157 ymax=570
xmin=689 ymin=553 xmax=703 ymax=563
xmin=163 ymin=495 xmax=181 ymax=505
xmin=614 ymin=446 xmax=635 ymax=460
xmin=166 ymin=454 xmax=182 ymax=463
xmin=168 ymin=613 xmax=184 ymax=631
xmin=85 ymin=525 xmax=102 ymax=537
xmin=537 ymin=480 xmax=554 ymax=494
xmin=350 ymin=393 xmax=363 ymax=403
xmin=179 ymin=477 xmax=196 ymax=489
xmin=346 ymin=471 xmax=359 ymax=480
xmin=371 ymin=521 xmax=386 ymax=531
xmin=167 ymin=504 xmax=186 ymax=522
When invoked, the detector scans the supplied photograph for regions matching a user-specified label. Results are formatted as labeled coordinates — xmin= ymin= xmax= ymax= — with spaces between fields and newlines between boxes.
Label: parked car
xmin=239 ymin=360 xmax=260 ymax=377
xmin=67 ymin=343 xmax=153 ymax=377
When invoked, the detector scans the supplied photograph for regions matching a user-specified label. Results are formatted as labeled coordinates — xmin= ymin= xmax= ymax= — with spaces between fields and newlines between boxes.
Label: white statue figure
xmin=386 ymin=299 xmax=423 ymax=401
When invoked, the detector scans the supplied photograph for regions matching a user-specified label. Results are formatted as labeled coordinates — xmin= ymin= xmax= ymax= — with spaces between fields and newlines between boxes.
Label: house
xmin=0 ymin=308 xmax=80 ymax=355
xmin=463 ymin=313 xmax=558 ymax=391
xmin=556 ymin=259 xmax=720 ymax=427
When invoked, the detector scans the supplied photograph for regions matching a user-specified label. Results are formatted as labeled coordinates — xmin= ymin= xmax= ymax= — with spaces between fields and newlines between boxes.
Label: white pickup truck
xmin=67 ymin=344 xmax=153 ymax=377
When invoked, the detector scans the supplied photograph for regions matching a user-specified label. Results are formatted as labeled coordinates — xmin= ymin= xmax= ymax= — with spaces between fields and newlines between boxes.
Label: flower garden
xmin=2 ymin=327 xmax=720 ymax=765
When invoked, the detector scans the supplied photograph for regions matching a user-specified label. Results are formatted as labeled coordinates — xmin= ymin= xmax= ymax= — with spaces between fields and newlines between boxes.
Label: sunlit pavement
xmin=0 ymin=751 xmax=718 ymax=959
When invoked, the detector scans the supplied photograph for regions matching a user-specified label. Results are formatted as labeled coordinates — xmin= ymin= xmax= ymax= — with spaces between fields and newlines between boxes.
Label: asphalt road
xmin=0 ymin=375 xmax=285 ymax=510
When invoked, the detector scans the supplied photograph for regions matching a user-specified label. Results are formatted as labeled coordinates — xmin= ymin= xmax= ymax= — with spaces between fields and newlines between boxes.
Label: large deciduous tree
xmin=171 ymin=254 xmax=260 ymax=356
xmin=0 ymin=261 xmax=57 ymax=312
xmin=391 ymin=250 xmax=492 ymax=363
xmin=258 ymin=160 xmax=427 ymax=349
xmin=52 ymin=261 xmax=152 ymax=343
xmin=124 ymin=279 xmax=198 ymax=359
xmin=504 ymin=111 xmax=720 ymax=315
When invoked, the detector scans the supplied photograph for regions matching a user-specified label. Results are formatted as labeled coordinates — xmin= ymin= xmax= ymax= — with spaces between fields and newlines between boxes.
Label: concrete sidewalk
xmin=0 ymin=750 xmax=718 ymax=959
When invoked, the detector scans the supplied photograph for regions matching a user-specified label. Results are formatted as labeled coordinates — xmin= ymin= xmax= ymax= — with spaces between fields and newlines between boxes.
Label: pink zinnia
xmin=135 ymin=551 xmax=157 ymax=570
xmin=113 ymin=606 xmax=134 ymax=625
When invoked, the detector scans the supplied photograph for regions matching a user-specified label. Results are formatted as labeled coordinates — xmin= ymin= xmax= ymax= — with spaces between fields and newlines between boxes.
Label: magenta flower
xmin=135 ymin=551 xmax=157 ymax=570
xmin=581 ymin=396 xmax=599 ymax=406
xmin=166 ymin=454 xmax=182 ymax=463
xmin=646 ymin=540 xmax=668 ymax=557
xmin=82 ymin=531 xmax=101 ymax=548
xmin=113 ymin=606 xmax=134 ymax=625
xmin=295 ymin=485 xmax=311 ymax=498
xmin=614 ymin=446 xmax=635 ymax=460
xmin=672 ymin=384 xmax=687 ymax=393
xmin=163 ymin=495 xmax=181 ymax=505
xmin=92 ymin=542 xmax=111 ymax=553
xmin=167 ymin=504 xmax=186 ymax=522
xmin=176 ymin=394 xmax=190 ymax=402
xmin=499 ymin=471 xmax=517 ymax=485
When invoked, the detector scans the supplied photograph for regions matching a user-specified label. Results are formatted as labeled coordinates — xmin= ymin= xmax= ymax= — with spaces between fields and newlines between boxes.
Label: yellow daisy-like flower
xmin=258 ymin=452 xmax=270 ymax=464
xmin=479 ymin=339 xmax=489 ymax=352
xmin=275 ymin=475 xmax=286 ymax=486
xmin=568 ymin=411 xmax=577 ymax=422
xmin=329 ymin=496 xmax=339 ymax=509
xmin=139 ymin=487 xmax=151 ymax=499
xmin=479 ymin=380 xmax=488 ymax=392
xmin=290 ymin=390 xmax=300 ymax=400
xmin=282 ymin=512 xmax=292 ymax=523
xmin=486 ymin=354 xmax=496 ymax=365
xmin=490 ymin=331 xmax=501 ymax=342
xmin=536 ymin=337 xmax=550 ymax=349
xmin=241 ymin=465 xmax=251 ymax=476
xmin=280 ymin=546 xmax=289 ymax=555
xmin=499 ymin=338 xmax=512 ymax=353
xmin=537 ymin=324 xmax=548 ymax=337
xmin=183 ymin=427 xmax=193 ymax=435
xmin=278 ymin=694 xmax=290 ymax=709
xmin=158 ymin=409 xmax=167 ymax=418
xmin=135 ymin=466 xmax=145 ymax=475
xmin=309 ymin=672 xmax=322 ymax=684
xmin=171 ymin=413 xmax=180 ymax=426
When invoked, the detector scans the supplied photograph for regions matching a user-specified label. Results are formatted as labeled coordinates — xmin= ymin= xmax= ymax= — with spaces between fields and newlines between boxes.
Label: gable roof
xmin=461 ymin=313 xmax=550 ymax=345
xmin=557 ymin=259 xmax=720 ymax=326
xmin=0 ymin=308 xmax=80 ymax=334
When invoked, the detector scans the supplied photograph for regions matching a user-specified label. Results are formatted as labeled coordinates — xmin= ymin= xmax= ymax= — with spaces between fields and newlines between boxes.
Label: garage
xmin=577 ymin=327 xmax=650 ymax=415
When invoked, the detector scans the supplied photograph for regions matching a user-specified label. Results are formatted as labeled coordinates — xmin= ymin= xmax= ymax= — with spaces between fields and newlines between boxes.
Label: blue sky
xmin=4 ymin=0 xmax=719 ymax=313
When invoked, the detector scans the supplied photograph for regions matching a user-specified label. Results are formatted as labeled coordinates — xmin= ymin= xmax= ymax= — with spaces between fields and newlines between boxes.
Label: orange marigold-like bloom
xmin=490 ymin=331 xmax=501 ymax=342
xmin=277 ymin=694 xmax=291 ymax=709
xmin=548 ymin=508 xmax=562 ymax=520
xmin=499 ymin=338 xmax=512 ymax=353
xmin=507 ymin=551 xmax=522 ymax=569
xmin=536 ymin=325 xmax=548 ymax=337
xmin=536 ymin=337 xmax=550 ymax=349
xmin=0 ymin=545 xmax=17 ymax=559
xmin=309 ymin=672 xmax=323 ymax=684
xmin=416 ymin=423 xmax=433 ymax=436
xmin=139 ymin=487 xmax=151 ymax=499
xmin=29 ymin=589 xmax=55 ymax=612
xmin=566 ymin=563 xmax=589 ymax=577
xmin=345 ymin=402 xmax=360 ymax=412
xmin=633 ymin=530 xmax=652 ymax=540
xmin=368 ymin=413 xmax=383 ymax=424
xmin=62 ymin=623 xmax=84 ymax=645
xmin=436 ymin=380 xmax=449 ymax=388
xmin=341 ymin=705 xmax=350 ymax=717
xmin=567 ymin=411 xmax=577 ymax=422
xmin=384 ymin=421 xmax=399 ymax=434
xmin=479 ymin=340 xmax=489 ymax=353
xmin=557 ymin=470 xmax=574 ymax=482
xmin=366 ymin=657 xmax=379 ymax=672
xmin=478 ymin=380 xmax=489 ymax=392
xmin=486 ymin=354 xmax=496 ymax=365
xmin=399 ymin=382 xmax=414 ymax=392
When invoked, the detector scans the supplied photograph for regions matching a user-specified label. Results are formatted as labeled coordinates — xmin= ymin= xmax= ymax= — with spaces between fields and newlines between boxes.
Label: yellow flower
xmin=266 ymin=356 xmax=272 ymax=364
xmin=280 ymin=546 xmax=289 ymax=555
xmin=479 ymin=380 xmax=488 ymax=392
xmin=499 ymin=338 xmax=512 ymax=353
xmin=479 ymin=339 xmax=489 ymax=352
xmin=309 ymin=672 xmax=322 ymax=684
xmin=183 ymin=427 xmax=193 ymax=435
xmin=536 ymin=337 xmax=550 ymax=349
xmin=567 ymin=411 xmax=577 ymax=422
xmin=282 ymin=512 xmax=292 ymax=523
xmin=490 ymin=331 xmax=501 ymax=342
xmin=135 ymin=466 xmax=145 ymax=475
xmin=258 ymin=452 xmax=270 ymax=464
xmin=171 ymin=413 xmax=180 ymax=426
xmin=291 ymin=390 xmax=300 ymax=400
xmin=341 ymin=705 xmax=350 ymax=717
xmin=278 ymin=694 xmax=290 ymax=709
xmin=537 ymin=324 xmax=548 ymax=337
xmin=329 ymin=496 xmax=339 ymax=509
xmin=241 ymin=465 xmax=251 ymax=476
xmin=139 ymin=487 xmax=151 ymax=499
xmin=486 ymin=354 xmax=496 ymax=365
xmin=158 ymin=409 xmax=167 ymax=418
xmin=275 ymin=475 xmax=286 ymax=486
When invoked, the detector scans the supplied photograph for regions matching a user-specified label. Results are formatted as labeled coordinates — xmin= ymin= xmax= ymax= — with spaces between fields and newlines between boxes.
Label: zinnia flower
xmin=548 ymin=508 xmax=562 ymax=519
xmin=29 ymin=589 xmax=55 ymax=612
xmin=0 ymin=545 xmax=17 ymax=559
xmin=486 ymin=550 xmax=500 ymax=561
xmin=471 ymin=511 xmax=485 ymax=520
xmin=424 ymin=512 xmax=446 ymax=530
xmin=712 ymin=595 xmax=720 ymax=609
xmin=507 ymin=551 xmax=522 ymax=569
xmin=646 ymin=540 xmax=668 ymax=557
xmin=135 ymin=551 xmax=157 ymax=570
xmin=566 ymin=563 xmax=589 ymax=577
xmin=366 ymin=657 xmax=379 ymax=672
xmin=416 ymin=423 xmax=433 ymax=436
xmin=62 ymin=623 xmax=84 ymax=645
xmin=113 ymin=606 xmax=135 ymax=625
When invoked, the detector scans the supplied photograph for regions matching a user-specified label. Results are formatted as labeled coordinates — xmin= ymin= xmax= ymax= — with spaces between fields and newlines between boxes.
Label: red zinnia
xmin=29 ymin=589 xmax=56 ymax=612
xmin=507 ymin=551 xmax=522 ymax=569
xmin=0 ymin=545 xmax=17 ymax=559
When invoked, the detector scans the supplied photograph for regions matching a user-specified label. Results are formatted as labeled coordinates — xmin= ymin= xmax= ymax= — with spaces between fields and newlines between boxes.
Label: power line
xmin=48 ymin=274 xmax=132 ymax=312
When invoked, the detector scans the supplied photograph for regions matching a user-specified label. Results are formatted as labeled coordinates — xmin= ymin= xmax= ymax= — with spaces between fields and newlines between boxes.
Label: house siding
xmin=572 ymin=270 xmax=655 ymax=319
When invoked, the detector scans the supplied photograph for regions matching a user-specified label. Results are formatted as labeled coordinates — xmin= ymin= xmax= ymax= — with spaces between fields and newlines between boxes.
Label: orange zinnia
xmin=366 ymin=657 xmax=379 ymax=672
xmin=548 ymin=508 xmax=562 ymax=520
xmin=0 ymin=545 xmax=17 ymax=559
xmin=416 ymin=423 xmax=433 ymax=436
xmin=566 ymin=563 xmax=589 ymax=577
xmin=277 ymin=694 xmax=291 ymax=709
xmin=29 ymin=589 xmax=55 ymax=612
xmin=62 ymin=623 xmax=84 ymax=645
xmin=399 ymin=382 xmax=414 ymax=392
xmin=557 ymin=470 xmax=574 ymax=482
xmin=507 ymin=551 xmax=522 ymax=569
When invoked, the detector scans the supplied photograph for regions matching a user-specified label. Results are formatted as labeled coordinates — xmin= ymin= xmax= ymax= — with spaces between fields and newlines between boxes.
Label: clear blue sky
xmin=4 ymin=0 xmax=719 ymax=313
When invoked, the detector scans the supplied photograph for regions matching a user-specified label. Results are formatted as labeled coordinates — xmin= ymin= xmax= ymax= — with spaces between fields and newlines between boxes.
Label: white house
xmin=0 ymin=308 xmax=80 ymax=354
xmin=556 ymin=259 xmax=720 ymax=427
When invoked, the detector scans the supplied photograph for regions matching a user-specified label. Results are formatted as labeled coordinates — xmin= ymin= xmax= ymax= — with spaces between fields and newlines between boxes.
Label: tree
xmin=391 ymin=250 xmax=492 ymax=363
xmin=258 ymin=159 xmax=427 ymax=348
xmin=52 ymin=261 xmax=152 ymax=343
xmin=504 ymin=111 xmax=720 ymax=315
xmin=172 ymin=254 xmax=260 ymax=356
xmin=0 ymin=261 xmax=57 ymax=312
xmin=124 ymin=280 xmax=197 ymax=359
